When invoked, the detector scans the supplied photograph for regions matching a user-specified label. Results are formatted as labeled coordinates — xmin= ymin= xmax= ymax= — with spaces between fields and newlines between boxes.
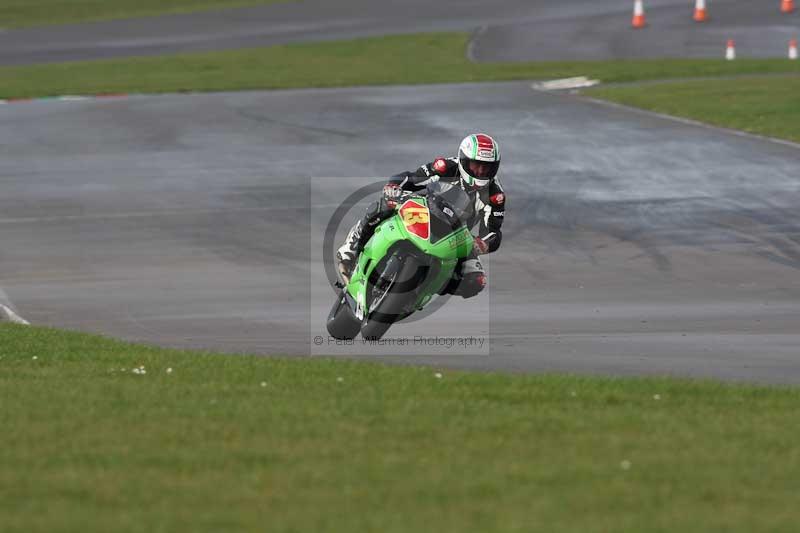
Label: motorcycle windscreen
xmin=425 ymin=182 xmax=475 ymax=243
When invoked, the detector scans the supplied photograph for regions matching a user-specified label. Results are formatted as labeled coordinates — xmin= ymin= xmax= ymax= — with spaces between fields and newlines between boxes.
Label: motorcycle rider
xmin=336 ymin=133 xmax=505 ymax=298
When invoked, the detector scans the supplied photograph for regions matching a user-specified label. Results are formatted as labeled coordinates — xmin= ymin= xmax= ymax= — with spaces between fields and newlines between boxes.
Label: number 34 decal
xmin=402 ymin=207 xmax=429 ymax=225
xmin=399 ymin=200 xmax=430 ymax=240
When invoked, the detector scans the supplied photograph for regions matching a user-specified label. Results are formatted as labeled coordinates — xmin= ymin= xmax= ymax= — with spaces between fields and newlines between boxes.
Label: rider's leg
xmin=439 ymin=250 xmax=486 ymax=298
xmin=336 ymin=198 xmax=395 ymax=278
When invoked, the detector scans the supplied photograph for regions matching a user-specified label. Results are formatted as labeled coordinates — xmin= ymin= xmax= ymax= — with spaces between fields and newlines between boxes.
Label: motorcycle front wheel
xmin=326 ymin=290 xmax=361 ymax=340
xmin=361 ymin=253 xmax=425 ymax=341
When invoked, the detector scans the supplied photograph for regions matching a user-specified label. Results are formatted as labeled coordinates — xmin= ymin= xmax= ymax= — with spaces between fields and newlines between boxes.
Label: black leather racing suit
xmin=339 ymin=157 xmax=506 ymax=298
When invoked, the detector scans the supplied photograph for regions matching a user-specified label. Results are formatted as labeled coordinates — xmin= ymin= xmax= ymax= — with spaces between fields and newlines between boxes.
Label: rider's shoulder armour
xmin=488 ymin=178 xmax=506 ymax=206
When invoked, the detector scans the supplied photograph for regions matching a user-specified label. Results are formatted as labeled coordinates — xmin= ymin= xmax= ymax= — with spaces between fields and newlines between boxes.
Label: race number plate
xmin=399 ymin=200 xmax=430 ymax=240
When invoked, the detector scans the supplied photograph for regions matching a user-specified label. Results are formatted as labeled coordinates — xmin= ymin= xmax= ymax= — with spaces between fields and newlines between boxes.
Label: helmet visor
xmin=460 ymin=153 xmax=499 ymax=184
xmin=468 ymin=160 xmax=499 ymax=179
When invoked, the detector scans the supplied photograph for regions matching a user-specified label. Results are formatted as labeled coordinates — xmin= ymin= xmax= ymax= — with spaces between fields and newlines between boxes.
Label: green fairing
xmin=347 ymin=197 xmax=473 ymax=315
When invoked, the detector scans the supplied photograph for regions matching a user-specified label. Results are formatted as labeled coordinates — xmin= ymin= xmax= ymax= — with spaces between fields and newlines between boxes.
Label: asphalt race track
xmin=2 ymin=83 xmax=799 ymax=382
xmin=1 ymin=1 xmax=799 ymax=382
xmin=0 ymin=0 xmax=796 ymax=66
xmin=472 ymin=0 xmax=800 ymax=62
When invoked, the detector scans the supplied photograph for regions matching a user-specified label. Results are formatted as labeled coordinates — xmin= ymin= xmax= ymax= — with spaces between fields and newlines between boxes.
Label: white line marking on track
xmin=581 ymin=96 xmax=800 ymax=151
xmin=531 ymin=77 xmax=600 ymax=91
xmin=0 ymin=304 xmax=30 ymax=325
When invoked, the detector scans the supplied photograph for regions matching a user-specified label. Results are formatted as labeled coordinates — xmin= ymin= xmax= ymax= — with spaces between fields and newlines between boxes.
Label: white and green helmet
xmin=457 ymin=133 xmax=501 ymax=190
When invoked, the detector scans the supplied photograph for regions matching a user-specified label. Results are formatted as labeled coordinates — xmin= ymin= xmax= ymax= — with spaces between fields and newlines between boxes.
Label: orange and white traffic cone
xmin=693 ymin=0 xmax=708 ymax=22
xmin=790 ymin=38 xmax=798 ymax=60
xmin=632 ymin=0 xmax=647 ymax=28
xmin=781 ymin=0 xmax=795 ymax=14
xmin=725 ymin=39 xmax=736 ymax=60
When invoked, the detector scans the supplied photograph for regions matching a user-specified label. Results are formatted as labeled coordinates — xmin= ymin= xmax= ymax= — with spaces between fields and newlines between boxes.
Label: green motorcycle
xmin=327 ymin=182 xmax=476 ymax=341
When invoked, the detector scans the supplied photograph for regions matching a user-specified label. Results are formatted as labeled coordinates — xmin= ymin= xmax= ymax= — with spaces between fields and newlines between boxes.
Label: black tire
xmin=361 ymin=254 xmax=424 ymax=341
xmin=326 ymin=290 xmax=361 ymax=340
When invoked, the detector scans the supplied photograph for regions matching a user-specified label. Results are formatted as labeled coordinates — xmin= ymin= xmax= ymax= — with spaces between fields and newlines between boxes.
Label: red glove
xmin=383 ymin=183 xmax=402 ymax=207
xmin=473 ymin=237 xmax=489 ymax=255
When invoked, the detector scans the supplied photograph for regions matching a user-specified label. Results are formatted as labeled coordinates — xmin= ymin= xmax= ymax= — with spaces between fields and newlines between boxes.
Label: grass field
xmin=2 ymin=32 xmax=798 ymax=142
xmin=2 ymin=323 xmax=799 ymax=532
xmin=588 ymin=76 xmax=800 ymax=143
xmin=0 ymin=0 xmax=288 ymax=28
xmin=2 ymin=33 xmax=798 ymax=98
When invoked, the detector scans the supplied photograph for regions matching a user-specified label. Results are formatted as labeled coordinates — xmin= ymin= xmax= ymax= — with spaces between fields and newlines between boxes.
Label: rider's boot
xmin=336 ymin=220 xmax=365 ymax=285
xmin=336 ymin=199 xmax=394 ymax=285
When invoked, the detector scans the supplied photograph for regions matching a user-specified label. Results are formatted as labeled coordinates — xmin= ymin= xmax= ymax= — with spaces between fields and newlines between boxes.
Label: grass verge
xmin=0 ymin=0 xmax=288 ymax=28
xmin=1 ymin=33 xmax=799 ymax=100
xmin=2 ymin=323 xmax=799 ymax=532
xmin=587 ymin=76 xmax=800 ymax=143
